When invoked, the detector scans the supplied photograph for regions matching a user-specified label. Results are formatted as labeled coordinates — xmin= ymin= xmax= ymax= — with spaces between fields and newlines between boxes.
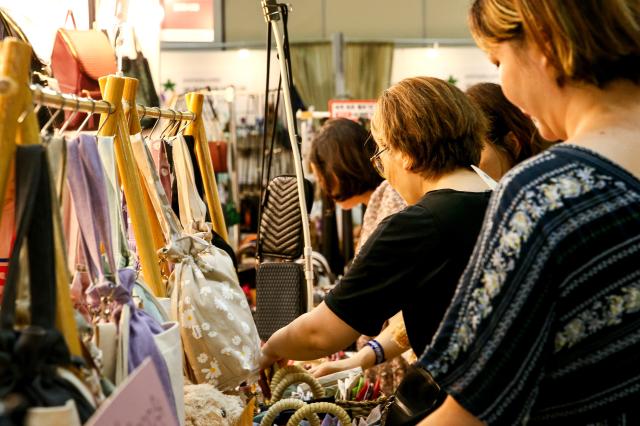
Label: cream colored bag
xmin=132 ymin=134 xmax=260 ymax=390
xmin=97 ymin=136 xmax=185 ymax=424
xmin=170 ymin=135 xmax=260 ymax=389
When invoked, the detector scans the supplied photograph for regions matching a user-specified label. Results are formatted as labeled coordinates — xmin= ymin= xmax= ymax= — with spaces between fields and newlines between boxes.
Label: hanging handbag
xmin=0 ymin=144 xmax=95 ymax=425
xmin=208 ymin=140 xmax=228 ymax=174
xmin=65 ymin=134 xmax=180 ymax=423
xmin=254 ymin=175 xmax=314 ymax=341
xmin=121 ymin=27 xmax=160 ymax=129
xmin=50 ymin=10 xmax=116 ymax=130
xmin=170 ymin=134 xmax=261 ymax=388
xmin=132 ymin=133 xmax=261 ymax=389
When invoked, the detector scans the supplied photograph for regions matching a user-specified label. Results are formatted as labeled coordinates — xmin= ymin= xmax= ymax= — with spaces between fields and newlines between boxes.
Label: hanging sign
xmin=161 ymin=0 xmax=215 ymax=42
xmin=328 ymin=99 xmax=377 ymax=121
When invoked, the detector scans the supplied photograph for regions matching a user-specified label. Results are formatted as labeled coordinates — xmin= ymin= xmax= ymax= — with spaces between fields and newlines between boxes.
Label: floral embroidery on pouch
xmin=202 ymin=359 xmax=222 ymax=383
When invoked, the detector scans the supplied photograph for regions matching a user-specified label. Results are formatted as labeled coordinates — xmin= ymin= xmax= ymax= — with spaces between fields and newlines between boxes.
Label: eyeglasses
xmin=370 ymin=145 xmax=389 ymax=178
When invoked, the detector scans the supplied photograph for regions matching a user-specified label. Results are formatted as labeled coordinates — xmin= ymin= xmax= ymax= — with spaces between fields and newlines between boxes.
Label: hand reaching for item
xmin=309 ymin=356 xmax=361 ymax=378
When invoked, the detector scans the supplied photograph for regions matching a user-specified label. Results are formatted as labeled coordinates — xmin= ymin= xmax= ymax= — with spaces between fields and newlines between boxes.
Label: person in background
xmin=418 ymin=0 xmax=640 ymax=424
xmin=260 ymin=76 xmax=492 ymax=374
xmin=309 ymin=117 xmax=408 ymax=394
xmin=309 ymin=82 xmax=550 ymax=383
xmin=310 ymin=117 xmax=407 ymax=251
xmin=466 ymin=82 xmax=553 ymax=180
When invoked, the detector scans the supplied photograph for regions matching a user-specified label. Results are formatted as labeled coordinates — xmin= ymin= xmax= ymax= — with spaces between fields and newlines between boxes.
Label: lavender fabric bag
xmin=66 ymin=134 xmax=178 ymax=423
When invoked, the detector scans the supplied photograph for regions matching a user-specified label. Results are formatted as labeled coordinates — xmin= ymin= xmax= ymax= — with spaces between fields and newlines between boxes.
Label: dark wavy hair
xmin=310 ymin=118 xmax=383 ymax=201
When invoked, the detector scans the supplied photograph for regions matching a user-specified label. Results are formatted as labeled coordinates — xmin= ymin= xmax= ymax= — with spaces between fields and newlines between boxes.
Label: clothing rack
xmin=1 ymin=38 xmax=228 ymax=305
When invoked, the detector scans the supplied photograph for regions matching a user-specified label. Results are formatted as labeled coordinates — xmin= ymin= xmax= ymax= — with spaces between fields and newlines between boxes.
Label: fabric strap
xmin=130 ymin=133 xmax=182 ymax=241
xmin=2 ymin=145 xmax=55 ymax=330
xmin=172 ymin=134 xmax=208 ymax=232
xmin=66 ymin=134 xmax=117 ymax=283
xmin=97 ymin=136 xmax=130 ymax=269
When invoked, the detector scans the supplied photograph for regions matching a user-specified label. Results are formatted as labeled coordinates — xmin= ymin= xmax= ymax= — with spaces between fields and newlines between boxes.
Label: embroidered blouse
xmin=420 ymin=145 xmax=640 ymax=424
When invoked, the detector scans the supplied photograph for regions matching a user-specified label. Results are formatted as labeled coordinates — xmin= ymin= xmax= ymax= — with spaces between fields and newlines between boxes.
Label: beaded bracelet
xmin=366 ymin=339 xmax=386 ymax=365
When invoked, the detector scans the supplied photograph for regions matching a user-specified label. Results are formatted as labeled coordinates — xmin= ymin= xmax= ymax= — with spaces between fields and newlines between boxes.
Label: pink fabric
xmin=0 ymin=176 xmax=15 ymax=289
xmin=148 ymin=139 xmax=172 ymax=205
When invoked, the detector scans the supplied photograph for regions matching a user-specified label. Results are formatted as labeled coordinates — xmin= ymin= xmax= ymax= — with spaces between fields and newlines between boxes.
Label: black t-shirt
xmin=324 ymin=189 xmax=491 ymax=355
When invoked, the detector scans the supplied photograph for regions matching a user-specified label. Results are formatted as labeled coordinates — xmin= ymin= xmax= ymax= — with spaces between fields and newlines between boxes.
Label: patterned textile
xmin=357 ymin=180 xmax=406 ymax=253
xmin=420 ymin=145 xmax=640 ymax=424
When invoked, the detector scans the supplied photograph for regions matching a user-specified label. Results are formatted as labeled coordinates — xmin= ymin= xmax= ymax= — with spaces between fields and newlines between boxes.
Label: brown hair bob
xmin=371 ymin=76 xmax=486 ymax=180
xmin=310 ymin=118 xmax=383 ymax=201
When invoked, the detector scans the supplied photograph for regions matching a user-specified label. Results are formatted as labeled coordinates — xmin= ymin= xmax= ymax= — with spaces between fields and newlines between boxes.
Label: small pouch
xmin=382 ymin=363 xmax=445 ymax=425
xmin=255 ymin=262 xmax=306 ymax=341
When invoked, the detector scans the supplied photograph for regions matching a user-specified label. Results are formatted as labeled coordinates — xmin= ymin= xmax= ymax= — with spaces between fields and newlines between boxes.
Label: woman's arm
xmin=260 ymin=302 xmax=361 ymax=369
xmin=418 ymin=396 xmax=485 ymax=426
xmin=310 ymin=313 xmax=411 ymax=377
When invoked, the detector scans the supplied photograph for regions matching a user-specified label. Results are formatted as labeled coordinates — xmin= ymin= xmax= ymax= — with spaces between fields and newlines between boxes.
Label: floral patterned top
xmin=420 ymin=145 xmax=640 ymax=425
xmin=357 ymin=180 xmax=407 ymax=254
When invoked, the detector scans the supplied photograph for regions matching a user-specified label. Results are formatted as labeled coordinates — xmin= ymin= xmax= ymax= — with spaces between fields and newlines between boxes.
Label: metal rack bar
xmin=29 ymin=85 xmax=196 ymax=121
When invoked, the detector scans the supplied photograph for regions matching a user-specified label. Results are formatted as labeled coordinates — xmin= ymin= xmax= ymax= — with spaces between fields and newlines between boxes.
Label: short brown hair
xmin=469 ymin=0 xmax=640 ymax=87
xmin=371 ymin=77 xmax=486 ymax=179
xmin=310 ymin=118 xmax=382 ymax=201
xmin=466 ymin=82 xmax=551 ymax=165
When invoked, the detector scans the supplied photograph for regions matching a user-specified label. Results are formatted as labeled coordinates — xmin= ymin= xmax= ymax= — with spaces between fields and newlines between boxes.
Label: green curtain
xmin=290 ymin=42 xmax=334 ymax=110
xmin=344 ymin=42 xmax=394 ymax=100
xmin=290 ymin=41 xmax=394 ymax=108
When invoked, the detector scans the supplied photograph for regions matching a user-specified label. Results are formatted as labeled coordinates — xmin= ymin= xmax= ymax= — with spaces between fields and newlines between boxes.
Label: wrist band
xmin=366 ymin=339 xmax=385 ymax=365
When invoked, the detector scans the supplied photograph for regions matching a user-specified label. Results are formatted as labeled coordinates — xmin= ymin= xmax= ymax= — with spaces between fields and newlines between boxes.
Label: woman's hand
xmin=259 ymin=348 xmax=282 ymax=371
xmin=309 ymin=356 xmax=361 ymax=378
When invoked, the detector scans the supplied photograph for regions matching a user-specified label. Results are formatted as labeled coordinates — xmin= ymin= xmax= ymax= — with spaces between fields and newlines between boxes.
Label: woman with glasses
xmin=260 ymin=76 xmax=492 ymax=369
xmin=308 ymin=81 xmax=550 ymax=382
xmin=309 ymin=118 xmax=409 ymax=395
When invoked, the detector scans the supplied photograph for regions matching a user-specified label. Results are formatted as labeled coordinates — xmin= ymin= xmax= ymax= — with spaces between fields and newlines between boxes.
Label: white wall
xmin=159 ymin=49 xmax=280 ymax=94
xmin=392 ymin=47 xmax=498 ymax=89
xmin=158 ymin=46 xmax=499 ymax=115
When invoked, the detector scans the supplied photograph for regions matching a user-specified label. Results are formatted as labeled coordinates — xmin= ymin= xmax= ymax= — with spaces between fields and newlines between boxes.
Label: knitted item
xmin=183 ymin=384 xmax=244 ymax=426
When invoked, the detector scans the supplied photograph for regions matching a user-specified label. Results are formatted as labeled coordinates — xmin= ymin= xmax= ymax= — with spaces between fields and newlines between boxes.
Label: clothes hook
xmin=74 ymin=98 xmax=96 ymax=137
xmin=147 ymin=107 xmax=162 ymax=141
xmin=176 ymin=111 xmax=191 ymax=135
xmin=96 ymin=100 xmax=115 ymax=135
xmin=160 ymin=109 xmax=177 ymax=140
xmin=58 ymin=95 xmax=81 ymax=134
xmin=40 ymin=94 xmax=66 ymax=137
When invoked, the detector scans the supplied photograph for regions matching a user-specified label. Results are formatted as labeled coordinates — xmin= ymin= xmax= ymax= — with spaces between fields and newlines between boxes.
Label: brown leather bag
xmin=208 ymin=140 xmax=228 ymax=173
xmin=50 ymin=11 xmax=116 ymax=129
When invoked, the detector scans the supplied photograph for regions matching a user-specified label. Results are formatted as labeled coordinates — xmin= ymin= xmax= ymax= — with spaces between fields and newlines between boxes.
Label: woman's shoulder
xmin=498 ymin=143 xmax=640 ymax=197
xmin=482 ymin=143 xmax=640 ymax=240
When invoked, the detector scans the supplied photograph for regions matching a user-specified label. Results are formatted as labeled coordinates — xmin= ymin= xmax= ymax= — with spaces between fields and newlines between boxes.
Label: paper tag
xmin=85 ymin=358 xmax=177 ymax=426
